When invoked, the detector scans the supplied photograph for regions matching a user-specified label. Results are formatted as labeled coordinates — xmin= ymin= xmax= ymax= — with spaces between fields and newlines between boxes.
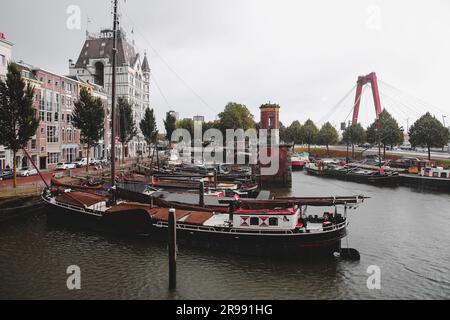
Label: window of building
xmin=46 ymin=91 xmax=53 ymax=111
xmin=46 ymin=112 xmax=52 ymax=122
xmin=0 ymin=54 xmax=5 ymax=66
xmin=54 ymin=112 xmax=59 ymax=122
xmin=250 ymin=217 xmax=259 ymax=226
xmin=31 ymin=139 xmax=37 ymax=150
xmin=47 ymin=153 xmax=59 ymax=165
xmin=40 ymin=91 xmax=45 ymax=110
xmin=67 ymin=129 xmax=72 ymax=142
xmin=40 ymin=111 xmax=45 ymax=121
xmin=61 ymin=114 xmax=65 ymax=121
xmin=269 ymin=116 xmax=275 ymax=129
xmin=62 ymin=129 xmax=65 ymax=142
xmin=0 ymin=151 xmax=5 ymax=169
xmin=47 ymin=126 xmax=59 ymax=143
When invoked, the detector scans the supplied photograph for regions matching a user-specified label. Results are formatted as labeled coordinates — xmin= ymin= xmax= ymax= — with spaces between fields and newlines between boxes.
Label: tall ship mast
xmin=110 ymin=0 xmax=118 ymax=188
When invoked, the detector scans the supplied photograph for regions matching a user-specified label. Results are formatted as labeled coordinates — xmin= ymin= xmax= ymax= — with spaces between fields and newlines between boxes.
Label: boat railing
xmin=153 ymin=220 xmax=347 ymax=234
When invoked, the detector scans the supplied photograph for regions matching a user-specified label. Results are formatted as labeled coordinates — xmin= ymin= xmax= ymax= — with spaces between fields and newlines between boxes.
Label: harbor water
xmin=0 ymin=172 xmax=449 ymax=300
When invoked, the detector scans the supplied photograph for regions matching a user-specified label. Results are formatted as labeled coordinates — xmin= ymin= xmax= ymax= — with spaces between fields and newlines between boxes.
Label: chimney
xmin=69 ymin=59 xmax=74 ymax=68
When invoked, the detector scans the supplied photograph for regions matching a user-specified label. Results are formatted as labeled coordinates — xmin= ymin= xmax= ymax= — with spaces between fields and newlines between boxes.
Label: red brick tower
xmin=260 ymin=103 xmax=280 ymax=130
xmin=258 ymin=103 xmax=292 ymax=187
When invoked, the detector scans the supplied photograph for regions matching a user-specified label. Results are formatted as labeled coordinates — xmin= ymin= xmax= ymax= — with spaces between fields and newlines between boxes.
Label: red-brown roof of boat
xmin=151 ymin=208 xmax=192 ymax=222
xmin=56 ymin=192 xmax=106 ymax=208
xmin=183 ymin=212 xmax=214 ymax=226
xmin=106 ymin=202 xmax=154 ymax=215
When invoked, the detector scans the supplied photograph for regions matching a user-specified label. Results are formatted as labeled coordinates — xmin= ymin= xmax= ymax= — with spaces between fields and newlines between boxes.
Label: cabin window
xmin=250 ymin=217 xmax=259 ymax=226
xmin=441 ymin=172 xmax=447 ymax=178
xmin=269 ymin=218 xmax=278 ymax=226
xmin=432 ymin=172 xmax=439 ymax=178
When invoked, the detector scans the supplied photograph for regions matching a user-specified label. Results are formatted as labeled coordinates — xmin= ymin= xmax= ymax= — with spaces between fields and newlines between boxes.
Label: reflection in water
xmin=0 ymin=172 xmax=449 ymax=299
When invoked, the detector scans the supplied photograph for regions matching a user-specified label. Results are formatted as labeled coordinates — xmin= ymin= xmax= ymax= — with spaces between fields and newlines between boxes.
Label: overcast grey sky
xmin=1 ymin=0 xmax=450 ymax=130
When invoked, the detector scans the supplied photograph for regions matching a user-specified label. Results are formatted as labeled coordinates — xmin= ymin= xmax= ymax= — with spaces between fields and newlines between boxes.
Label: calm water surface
xmin=0 ymin=172 xmax=449 ymax=299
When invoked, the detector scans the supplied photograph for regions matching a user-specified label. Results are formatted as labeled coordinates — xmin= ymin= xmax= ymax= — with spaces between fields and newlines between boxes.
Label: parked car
xmin=74 ymin=158 xmax=88 ymax=168
xmin=0 ymin=170 xmax=13 ymax=181
xmin=55 ymin=162 xmax=77 ymax=170
xmin=89 ymin=159 xmax=102 ymax=166
xmin=17 ymin=167 xmax=38 ymax=177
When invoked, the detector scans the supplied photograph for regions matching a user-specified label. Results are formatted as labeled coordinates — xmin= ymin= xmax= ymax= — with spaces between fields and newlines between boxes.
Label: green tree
xmin=279 ymin=122 xmax=289 ymax=143
xmin=176 ymin=118 xmax=195 ymax=138
xmin=318 ymin=122 xmax=339 ymax=155
xmin=287 ymin=121 xmax=303 ymax=150
xmin=300 ymin=119 xmax=319 ymax=153
xmin=409 ymin=112 xmax=450 ymax=160
xmin=342 ymin=123 xmax=366 ymax=158
xmin=140 ymin=108 xmax=158 ymax=157
xmin=0 ymin=63 xmax=39 ymax=188
xmin=72 ymin=88 xmax=105 ymax=172
xmin=164 ymin=112 xmax=177 ymax=143
xmin=366 ymin=110 xmax=404 ymax=158
xmin=218 ymin=102 xmax=256 ymax=135
xmin=117 ymin=97 xmax=137 ymax=164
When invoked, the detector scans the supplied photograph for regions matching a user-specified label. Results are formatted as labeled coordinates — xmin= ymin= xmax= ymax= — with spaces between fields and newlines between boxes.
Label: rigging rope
xmin=119 ymin=4 xmax=219 ymax=117
xmin=318 ymin=84 xmax=357 ymax=125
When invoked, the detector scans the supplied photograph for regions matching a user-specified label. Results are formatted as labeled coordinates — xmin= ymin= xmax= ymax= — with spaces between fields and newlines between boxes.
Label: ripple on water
xmin=0 ymin=172 xmax=449 ymax=299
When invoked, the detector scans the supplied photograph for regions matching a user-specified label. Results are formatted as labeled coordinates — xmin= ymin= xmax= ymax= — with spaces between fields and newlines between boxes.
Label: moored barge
xmin=42 ymin=188 xmax=366 ymax=257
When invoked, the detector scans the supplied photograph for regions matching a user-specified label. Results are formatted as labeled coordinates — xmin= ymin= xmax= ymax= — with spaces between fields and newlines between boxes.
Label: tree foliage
xmin=218 ymin=102 xmax=256 ymax=134
xmin=366 ymin=109 xmax=404 ymax=148
xmin=176 ymin=118 xmax=195 ymax=138
xmin=140 ymin=108 xmax=158 ymax=156
xmin=318 ymin=122 xmax=339 ymax=154
xmin=164 ymin=112 xmax=177 ymax=142
xmin=342 ymin=123 xmax=366 ymax=146
xmin=118 ymin=97 xmax=137 ymax=161
xmin=287 ymin=121 xmax=303 ymax=147
xmin=409 ymin=112 xmax=450 ymax=160
xmin=72 ymin=88 xmax=105 ymax=169
xmin=0 ymin=63 xmax=40 ymax=187
xmin=300 ymin=119 xmax=319 ymax=152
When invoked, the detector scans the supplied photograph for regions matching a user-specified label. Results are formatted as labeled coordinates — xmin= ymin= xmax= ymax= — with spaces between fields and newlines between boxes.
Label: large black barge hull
xmin=45 ymin=201 xmax=345 ymax=257
xmin=306 ymin=168 xmax=400 ymax=185
xmin=148 ymin=224 xmax=346 ymax=257
xmin=45 ymin=202 xmax=152 ymax=236
xmin=400 ymin=174 xmax=450 ymax=192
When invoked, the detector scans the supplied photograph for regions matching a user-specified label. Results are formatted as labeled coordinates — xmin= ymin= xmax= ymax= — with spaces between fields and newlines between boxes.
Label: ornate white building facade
xmin=69 ymin=29 xmax=151 ymax=159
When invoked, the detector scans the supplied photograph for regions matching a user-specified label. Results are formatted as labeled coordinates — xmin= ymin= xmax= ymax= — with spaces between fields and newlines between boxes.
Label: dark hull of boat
xmin=306 ymin=168 xmax=400 ymax=185
xmin=292 ymin=164 xmax=305 ymax=171
xmin=44 ymin=200 xmax=152 ymax=236
xmin=400 ymin=174 xmax=450 ymax=192
xmin=43 ymin=194 xmax=346 ymax=257
xmin=148 ymin=224 xmax=345 ymax=257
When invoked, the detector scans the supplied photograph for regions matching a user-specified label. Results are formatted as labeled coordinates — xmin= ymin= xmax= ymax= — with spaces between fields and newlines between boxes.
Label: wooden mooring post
xmin=168 ymin=208 xmax=177 ymax=290
xmin=199 ymin=180 xmax=205 ymax=208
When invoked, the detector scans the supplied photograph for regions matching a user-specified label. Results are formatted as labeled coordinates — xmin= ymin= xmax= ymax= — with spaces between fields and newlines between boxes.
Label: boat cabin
xmin=232 ymin=208 xmax=301 ymax=230
xmin=420 ymin=167 xmax=450 ymax=179
xmin=53 ymin=191 xmax=107 ymax=212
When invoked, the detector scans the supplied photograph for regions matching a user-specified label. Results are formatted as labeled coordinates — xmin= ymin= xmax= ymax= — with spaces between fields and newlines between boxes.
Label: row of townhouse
xmin=1 ymin=28 xmax=151 ymax=171
xmin=11 ymin=62 xmax=110 ymax=171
